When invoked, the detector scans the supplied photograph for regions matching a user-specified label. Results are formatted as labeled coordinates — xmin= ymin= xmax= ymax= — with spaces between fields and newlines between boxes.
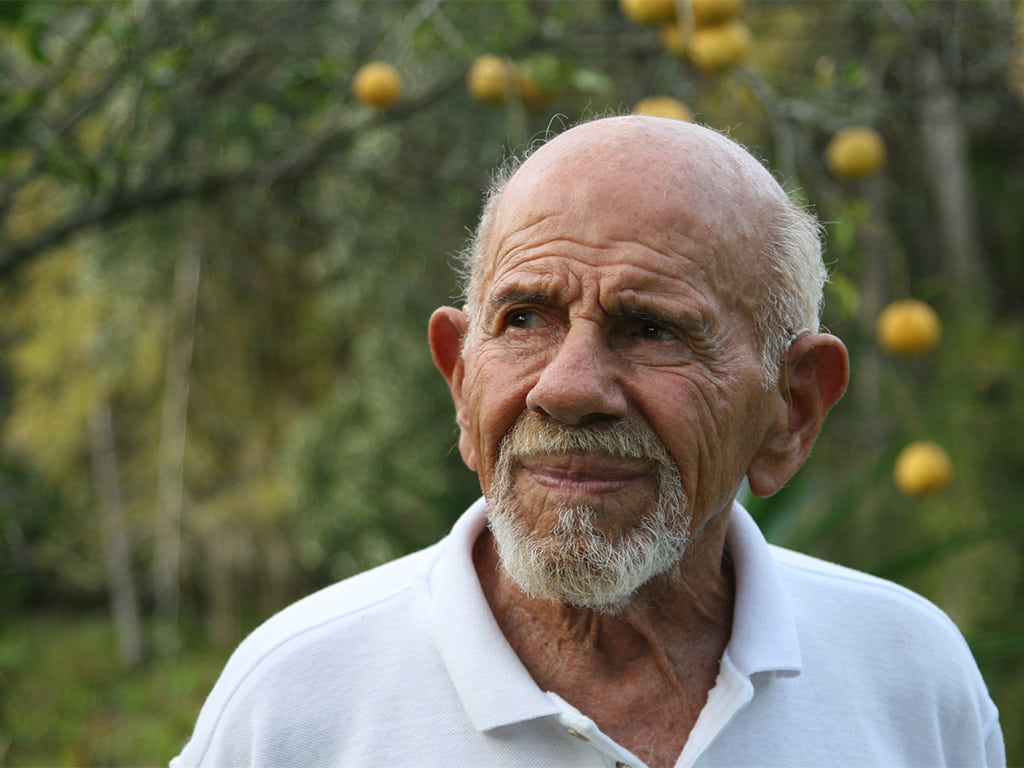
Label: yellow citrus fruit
xmin=692 ymin=0 xmax=744 ymax=28
xmin=894 ymin=441 xmax=953 ymax=496
xmin=826 ymin=126 xmax=886 ymax=179
xmin=467 ymin=54 xmax=517 ymax=103
xmin=876 ymin=299 xmax=941 ymax=356
xmin=633 ymin=96 xmax=692 ymax=121
xmin=620 ymin=0 xmax=677 ymax=25
xmin=688 ymin=19 xmax=752 ymax=71
xmin=352 ymin=61 xmax=402 ymax=109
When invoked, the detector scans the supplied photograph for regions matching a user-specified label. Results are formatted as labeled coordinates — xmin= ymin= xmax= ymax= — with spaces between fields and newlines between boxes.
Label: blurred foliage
xmin=0 ymin=614 xmax=225 ymax=764
xmin=0 ymin=0 xmax=1022 ymax=764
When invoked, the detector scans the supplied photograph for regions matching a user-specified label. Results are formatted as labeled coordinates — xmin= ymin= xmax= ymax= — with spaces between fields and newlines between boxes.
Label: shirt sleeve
xmin=984 ymin=710 xmax=1006 ymax=768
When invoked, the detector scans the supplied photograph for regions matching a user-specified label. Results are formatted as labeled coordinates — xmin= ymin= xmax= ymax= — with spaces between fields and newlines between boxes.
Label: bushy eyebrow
xmin=489 ymin=290 xmax=553 ymax=309
xmin=615 ymin=302 xmax=716 ymax=340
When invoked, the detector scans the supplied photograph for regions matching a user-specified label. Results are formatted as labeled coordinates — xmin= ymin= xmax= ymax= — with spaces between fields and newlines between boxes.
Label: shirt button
xmin=615 ymin=763 xmax=631 ymax=768
xmin=565 ymin=727 xmax=589 ymax=741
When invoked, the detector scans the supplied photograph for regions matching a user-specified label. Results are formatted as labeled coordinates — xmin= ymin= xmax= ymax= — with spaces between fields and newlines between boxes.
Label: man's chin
xmin=490 ymin=522 xmax=678 ymax=613
xmin=505 ymin=564 xmax=639 ymax=614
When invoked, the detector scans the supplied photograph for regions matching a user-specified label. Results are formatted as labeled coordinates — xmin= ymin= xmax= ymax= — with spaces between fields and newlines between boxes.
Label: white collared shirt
xmin=171 ymin=499 xmax=1004 ymax=768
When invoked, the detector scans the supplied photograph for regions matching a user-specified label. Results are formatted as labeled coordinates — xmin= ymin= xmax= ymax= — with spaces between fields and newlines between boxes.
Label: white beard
xmin=486 ymin=414 xmax=691 ymax=613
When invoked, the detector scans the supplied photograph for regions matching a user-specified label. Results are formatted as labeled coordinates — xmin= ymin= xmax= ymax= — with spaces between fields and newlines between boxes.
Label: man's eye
xmin=638 ymin=322 xmax=675 ymax=341
xmin=506 ymin=309 xmax=545 ymax=329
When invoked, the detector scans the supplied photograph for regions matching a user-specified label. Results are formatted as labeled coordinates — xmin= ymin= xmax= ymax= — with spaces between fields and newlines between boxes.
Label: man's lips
xmin=517 ymin=455 xmax=651 ymax=494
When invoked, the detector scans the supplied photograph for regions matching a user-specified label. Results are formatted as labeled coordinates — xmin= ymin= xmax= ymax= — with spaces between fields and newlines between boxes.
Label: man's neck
xmin=473 ymin=508 xmax=735 ymax=768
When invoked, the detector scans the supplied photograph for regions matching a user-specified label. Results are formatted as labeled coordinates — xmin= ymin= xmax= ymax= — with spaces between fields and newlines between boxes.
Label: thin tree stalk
xmin=152 ymin=207 xmax=202 ymax=657
xmin=88 ymin=397 xmax=145 ymax=668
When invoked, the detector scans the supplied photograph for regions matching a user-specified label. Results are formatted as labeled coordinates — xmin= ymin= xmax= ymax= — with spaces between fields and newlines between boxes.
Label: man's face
xmin=453 ymin=124 xmax=784 ymax=607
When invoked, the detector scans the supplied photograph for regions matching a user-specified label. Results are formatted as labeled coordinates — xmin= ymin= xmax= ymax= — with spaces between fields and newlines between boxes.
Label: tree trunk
xmin=152 ymin=212 xmax=202 ymax=657
xmin=204 ymin=529 xmax=238 ymax=647
xmin=918 ymin=49 xmax=989 ymax=308
xmin=88 ymin=398 xmax=145 ymax=668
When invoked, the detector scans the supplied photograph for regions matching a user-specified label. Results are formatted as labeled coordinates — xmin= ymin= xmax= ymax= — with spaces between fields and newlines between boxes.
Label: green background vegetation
xmin=1 ymin=0 xmax=1022 ymax=764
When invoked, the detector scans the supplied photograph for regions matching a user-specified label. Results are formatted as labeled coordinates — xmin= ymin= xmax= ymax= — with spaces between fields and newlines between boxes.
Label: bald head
xmin=460 ymin=116 xmax=826 ymax=383
xmin=503 ymin=116 xmax=789 ymax=220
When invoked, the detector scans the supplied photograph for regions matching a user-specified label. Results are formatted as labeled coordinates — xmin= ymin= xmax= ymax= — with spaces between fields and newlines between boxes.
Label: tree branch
xmin=0 ymin=76 xmax=464 ymax=280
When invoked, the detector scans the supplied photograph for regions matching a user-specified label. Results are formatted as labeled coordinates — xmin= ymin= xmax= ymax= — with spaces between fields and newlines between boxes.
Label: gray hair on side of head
xmin=454 ymin=154 xmax=522 ymax=327
xmin=753 ymin=197 xmax=828 ymax=387
xmin=454 ymin=131 xmax=828 ymax=389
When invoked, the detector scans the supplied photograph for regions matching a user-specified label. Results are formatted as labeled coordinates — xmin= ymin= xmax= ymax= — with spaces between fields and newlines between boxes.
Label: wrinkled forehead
xmin=483 ymin=116 xmax=786 ymax=282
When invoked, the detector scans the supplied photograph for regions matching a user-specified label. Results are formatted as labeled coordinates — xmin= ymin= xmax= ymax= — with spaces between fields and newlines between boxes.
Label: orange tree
xmin=1 ymin=0 xmax=1022 ymax=761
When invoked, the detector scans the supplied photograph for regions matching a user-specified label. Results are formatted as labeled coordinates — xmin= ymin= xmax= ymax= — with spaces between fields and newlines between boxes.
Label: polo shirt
xmin=171 ymin=498 xmax=1005 ymax=767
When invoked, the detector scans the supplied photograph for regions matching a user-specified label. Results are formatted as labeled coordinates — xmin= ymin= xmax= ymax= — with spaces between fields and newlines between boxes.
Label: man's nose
xmin=525 ymin=321 xmax=628 ymax=426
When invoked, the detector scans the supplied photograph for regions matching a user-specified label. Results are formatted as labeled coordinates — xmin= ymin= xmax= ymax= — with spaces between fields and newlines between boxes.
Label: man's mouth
xmin=517 ymin=454 xmax=651 ymax=495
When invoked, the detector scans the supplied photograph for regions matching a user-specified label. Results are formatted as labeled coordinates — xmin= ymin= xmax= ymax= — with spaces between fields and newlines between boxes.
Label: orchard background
xmin=1 ymin=0 xmax=1022 ymax=763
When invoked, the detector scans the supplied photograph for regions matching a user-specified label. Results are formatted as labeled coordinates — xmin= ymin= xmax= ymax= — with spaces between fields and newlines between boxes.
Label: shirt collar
xmin=724 ymin=499 xmax=803 ymax=677
xmin=427 ymin=497 xmax=560 ymax=731
xmin=428 ymin=497 xmax=802 ymax=733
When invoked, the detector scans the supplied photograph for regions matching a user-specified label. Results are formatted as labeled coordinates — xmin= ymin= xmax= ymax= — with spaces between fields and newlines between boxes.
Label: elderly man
xmin=172 ymin=117 xmax=1003 ymax=768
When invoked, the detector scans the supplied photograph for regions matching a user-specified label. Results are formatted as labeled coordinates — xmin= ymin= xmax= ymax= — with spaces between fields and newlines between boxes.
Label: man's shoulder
xmin=239 ymin=541 xmax=442 ymax=657
xmin=761 ymin=543 xmax=1003 ymax=762
xmin=768 ymin=543 xmax=973 ymax=654
xmin=771 ymin=544 xmax=939 ymax=610
xmin=204 ymin=540 xmax=446 ymax=701
xmin=170 ymin=502 xmax=500 ymax=767
xmin=172 ymin=540 xmax=452 ymax=765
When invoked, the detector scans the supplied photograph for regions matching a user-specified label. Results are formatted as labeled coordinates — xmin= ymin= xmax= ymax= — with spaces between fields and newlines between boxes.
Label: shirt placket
xmin=551 ymin=693 xmax=647 ymax=768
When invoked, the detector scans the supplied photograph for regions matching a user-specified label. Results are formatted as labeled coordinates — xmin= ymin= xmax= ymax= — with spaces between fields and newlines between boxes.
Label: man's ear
xmin=747 ymin=333 xmax=849 ymax=497
xmin=428 ymin=306 xmax=477 ymax=471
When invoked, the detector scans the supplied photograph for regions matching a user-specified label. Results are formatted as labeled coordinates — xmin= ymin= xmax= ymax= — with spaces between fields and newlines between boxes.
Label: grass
xmin=0 ymin=613 xmax=227 ymax=767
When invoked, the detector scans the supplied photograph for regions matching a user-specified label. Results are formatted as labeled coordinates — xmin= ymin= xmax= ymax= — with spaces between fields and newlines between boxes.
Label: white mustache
xmin=499 ymin=413 xmax=676 ymax=470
